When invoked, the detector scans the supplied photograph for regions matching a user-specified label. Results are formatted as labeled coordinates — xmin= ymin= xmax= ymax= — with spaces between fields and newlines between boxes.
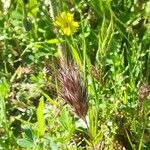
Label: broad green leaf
xmin=37 ymin=96 xmax=45 ymax=137
xmin=50 ymin=140 xmax=58 ymax=150
xmin=17 ymin=138 xmax=34 ymax=148
xmin=24 ymin=127 xmax=33 ymax=141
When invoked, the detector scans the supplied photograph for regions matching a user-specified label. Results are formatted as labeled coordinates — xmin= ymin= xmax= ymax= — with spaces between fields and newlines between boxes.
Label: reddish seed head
xmin=139 ymin=84 xmax=150 ymax=101
xmin=59 ymin=62 xmax=88 ymax=120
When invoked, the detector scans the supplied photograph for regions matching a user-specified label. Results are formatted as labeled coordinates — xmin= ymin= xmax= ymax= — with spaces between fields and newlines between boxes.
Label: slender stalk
xmin=84 ymin=118 xmax=97 ymax=150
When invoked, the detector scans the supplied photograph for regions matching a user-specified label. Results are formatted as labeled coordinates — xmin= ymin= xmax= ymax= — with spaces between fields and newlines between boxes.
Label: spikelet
xmin=139 ymin=84 xmax=150 ymax=101
xmin=59 ymin=62 xmax=88 ymax=120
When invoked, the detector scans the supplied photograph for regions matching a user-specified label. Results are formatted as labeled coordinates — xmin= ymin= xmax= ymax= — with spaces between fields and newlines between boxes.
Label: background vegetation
xmin=0 ymin=0 xmax=150 ymax=149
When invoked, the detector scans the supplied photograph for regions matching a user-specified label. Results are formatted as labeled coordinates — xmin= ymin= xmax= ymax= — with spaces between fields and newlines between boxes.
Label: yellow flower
xmin=54 ymin=12 xmax=79 ymax=36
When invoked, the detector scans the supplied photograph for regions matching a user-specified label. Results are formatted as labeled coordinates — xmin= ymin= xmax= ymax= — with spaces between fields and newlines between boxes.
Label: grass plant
xmin=0 ymin=0 xmax=150 ymax=149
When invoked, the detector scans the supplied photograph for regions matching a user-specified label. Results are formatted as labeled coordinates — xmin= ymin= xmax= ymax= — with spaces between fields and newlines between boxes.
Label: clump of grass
xmin=58 ymin=61 xmax=100 ymax=149
xmin=0 ymin=0 xmax=150 ymax=149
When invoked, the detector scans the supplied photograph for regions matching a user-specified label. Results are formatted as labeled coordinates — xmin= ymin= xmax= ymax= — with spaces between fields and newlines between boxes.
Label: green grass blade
xmin=37 ymin=96 xmax=45 ymax=137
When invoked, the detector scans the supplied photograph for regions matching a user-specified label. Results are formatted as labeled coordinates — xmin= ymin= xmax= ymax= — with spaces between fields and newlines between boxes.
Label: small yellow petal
xmin=54 ymin=11 xmax=79 ymax=36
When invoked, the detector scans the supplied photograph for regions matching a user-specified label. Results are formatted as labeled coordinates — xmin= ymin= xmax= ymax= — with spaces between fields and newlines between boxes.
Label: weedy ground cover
xmin=0 ymin=0 xmax=150 ymax=149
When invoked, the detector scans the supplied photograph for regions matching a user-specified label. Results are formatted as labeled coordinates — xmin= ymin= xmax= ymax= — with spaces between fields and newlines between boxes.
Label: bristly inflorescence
xmin=59 ymin=62 xmax=88 ymax=120
xmin=139 ymin=83 xmax=150 ymax=101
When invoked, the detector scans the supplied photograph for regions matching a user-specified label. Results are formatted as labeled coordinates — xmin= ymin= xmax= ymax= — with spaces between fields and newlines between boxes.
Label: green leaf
xmin=60 ymin=108 xmax=74 ymax=132
xmin=24 ymin=127 xmax=33 ymax=141
xmin=0 ymin=139 xmax=9 ymax=149
xmin=23 ymin=17 xmax=32 ymax=32
xmin=17 ymin=138 xmax=34 ymax=148
xmin=45 ymin=38 xmax=63 ymax=44
xmin=41 ymin=90 xmax=59 ymax=107
xmin=37 ymin=96 xmax=45 ymax=137
xmin=70 ymin=45 xmax=82 ymax=69
xmin=28 ymin=0 xmax=38 ymax=16
xmin=50 ymin=140 xmax=58 ymax=150
xmin=0 ymin=78 xmax=10 ymax=98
